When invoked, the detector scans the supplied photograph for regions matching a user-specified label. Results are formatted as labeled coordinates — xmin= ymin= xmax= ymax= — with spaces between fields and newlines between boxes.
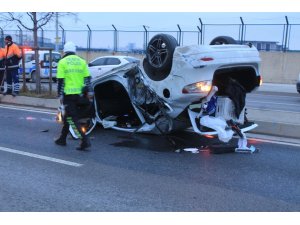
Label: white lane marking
xmin=247 ymin=100 xmax=300 ymax=107
xmin=247 ymin=107 xmax=299 ymax=114
xmin=250 ymin=93 xmax=299 ymax=99
xmin=248 ymin=138 xmax=300 ymax=148
xmin=0 ymin=104 xmax=56 ymax=115
xmin=0 ymin=146 xmax=83 ymax=167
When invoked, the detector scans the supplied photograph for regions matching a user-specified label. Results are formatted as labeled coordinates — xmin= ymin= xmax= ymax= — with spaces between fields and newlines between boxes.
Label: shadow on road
xmin=110 ymin=130 xmax=238 ymax=154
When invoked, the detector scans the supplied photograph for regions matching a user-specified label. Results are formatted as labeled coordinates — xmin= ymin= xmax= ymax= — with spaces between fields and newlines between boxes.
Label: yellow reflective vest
xmin=57 ymin=54 xmax=90 ymax=95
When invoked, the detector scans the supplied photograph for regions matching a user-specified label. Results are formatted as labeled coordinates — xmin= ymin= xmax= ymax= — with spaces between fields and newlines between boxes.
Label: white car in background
xmin=88 ymin=55 xmax=140 ymax=78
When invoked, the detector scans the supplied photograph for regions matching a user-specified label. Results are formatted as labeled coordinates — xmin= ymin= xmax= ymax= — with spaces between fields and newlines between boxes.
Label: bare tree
xmin=0 ymin=12 xmax=76 ymax=94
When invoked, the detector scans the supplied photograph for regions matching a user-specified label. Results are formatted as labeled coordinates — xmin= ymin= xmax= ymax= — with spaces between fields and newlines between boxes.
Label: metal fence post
xmin=198 ymin=18 xmax=204 ymax=45
xmin=40 ymin=27 xmax=44 ymax=47
xmin=143 ymin=25 xmax=149 ymax=51
xmin=17 ymin=25 xmax=23 ymax=45
xmin=177 ymin=24 xmax=181 ymax=46
xmin=87 ymin=24 xmax=92 ymax=51
xmin=112 ymin=24 xmax=118 ymax=52
xmin=240 ymin=17 xmax=245 ymax=44
xmin=60 ymin=25 xmax=65 ymax=47
xmin=284 ymin=16 xmax=290 ymax=52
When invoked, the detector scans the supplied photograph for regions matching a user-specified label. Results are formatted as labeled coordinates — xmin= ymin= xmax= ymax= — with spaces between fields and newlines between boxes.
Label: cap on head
xmin=63 ymin=41 xmax=76 ymax=53
xmin=5 ymin=35 xmax=12 ymax=42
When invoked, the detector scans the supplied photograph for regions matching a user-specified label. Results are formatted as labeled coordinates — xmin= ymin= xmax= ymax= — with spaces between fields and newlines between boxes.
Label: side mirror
xmin=88 ymin=63 xmax=93 ymax=67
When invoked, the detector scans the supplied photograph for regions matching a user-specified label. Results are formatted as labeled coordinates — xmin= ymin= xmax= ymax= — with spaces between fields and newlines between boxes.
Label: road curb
xmin=247 ymin=108 xmax=300 ymax=139
xmin=0 ymin=95 xmax=59 ymax=109
xmin=249 ymin=120 xmax=300 ymax=139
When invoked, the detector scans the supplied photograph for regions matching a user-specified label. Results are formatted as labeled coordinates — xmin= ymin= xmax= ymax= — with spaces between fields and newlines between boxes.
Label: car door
xmin=88 ymin=57 xmax=107 ymax=78
xmin=42 ymin=52 xmax=61 ymax=78
xmin=105 ymin=57 xmax=122 ymax=72
xmin=24 ymin=53 xmax=35 ymax=74
xmin=89 ymin=57 xmax=123 ymax=78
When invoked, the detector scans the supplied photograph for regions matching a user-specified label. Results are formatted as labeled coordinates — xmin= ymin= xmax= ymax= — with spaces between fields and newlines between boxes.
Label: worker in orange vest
xmin=0 ymin=48 xmax=5 ymax=93
xmin=3 ymin=35 xmax=22 ymax=96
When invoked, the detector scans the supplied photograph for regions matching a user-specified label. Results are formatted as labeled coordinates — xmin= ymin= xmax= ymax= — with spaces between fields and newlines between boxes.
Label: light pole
xmin=55 ymin=12 xmax=60 ymax=51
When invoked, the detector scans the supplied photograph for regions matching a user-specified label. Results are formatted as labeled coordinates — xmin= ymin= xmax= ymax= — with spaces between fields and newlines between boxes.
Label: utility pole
xmin=55 ymin=12 xmax=60 ymax=51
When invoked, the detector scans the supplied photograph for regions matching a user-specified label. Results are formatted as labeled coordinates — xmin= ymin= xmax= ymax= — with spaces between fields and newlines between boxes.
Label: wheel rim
xmin=148 ymin=37 xmax=168 ymax=68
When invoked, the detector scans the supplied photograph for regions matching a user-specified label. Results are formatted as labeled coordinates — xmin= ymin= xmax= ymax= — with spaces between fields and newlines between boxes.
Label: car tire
xmin=143 ymin=33 xmax=178 ymax=81
xmin=31 ymin=71 xmax=36 ymax=83
xmin=210 ymin=36 xmax=237 ymax=45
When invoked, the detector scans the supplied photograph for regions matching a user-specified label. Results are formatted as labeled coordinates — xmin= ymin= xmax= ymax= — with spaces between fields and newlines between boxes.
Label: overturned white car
xmin=74 ymin=34 xmax=261 ymax=149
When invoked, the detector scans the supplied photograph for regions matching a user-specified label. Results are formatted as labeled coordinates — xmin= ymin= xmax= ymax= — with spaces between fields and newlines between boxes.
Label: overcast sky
xmin=1 ymin=12 xmax=300 ymax=50
xmin=1 ymin=0 xmax=300 ymax=50
xmin=50 ymin=12 xmax=300 ymax=31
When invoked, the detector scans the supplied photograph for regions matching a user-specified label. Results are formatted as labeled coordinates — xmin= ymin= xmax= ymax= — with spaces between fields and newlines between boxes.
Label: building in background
xmin=246 ymin=40 xmax=286 ymax=51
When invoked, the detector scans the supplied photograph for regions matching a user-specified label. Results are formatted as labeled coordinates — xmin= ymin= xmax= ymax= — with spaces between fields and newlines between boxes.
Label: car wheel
xmin=210 ymin=36 xmax=237 ymax=45
xmin=143 ymin=33 xmax=178 ymax=81
xmin=31 ymin=71 xmax=36 ymax=83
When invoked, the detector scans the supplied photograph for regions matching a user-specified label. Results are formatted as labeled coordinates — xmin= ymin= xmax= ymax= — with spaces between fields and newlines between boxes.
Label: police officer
xmin=3 ymin=35 xmax=22 ymax=96
xmin=54 ymin=41 xmax=93 ymax=151
xmin=0 ymin=48 xmax=5 ymax=92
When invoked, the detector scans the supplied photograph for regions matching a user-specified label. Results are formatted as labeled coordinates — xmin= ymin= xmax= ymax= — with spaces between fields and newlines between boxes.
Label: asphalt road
xmin=247 ymin=92 xmax=300 ymax=112
xmin=0 ymin=104 xmax=299 ymax=212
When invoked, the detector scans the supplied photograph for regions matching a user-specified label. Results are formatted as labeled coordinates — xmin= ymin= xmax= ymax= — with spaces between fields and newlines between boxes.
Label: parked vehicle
xmin=67 ymin=34 xmax=261 ymax=147
xmin=88 ymin=55 xmax=140 ymax=78
xmin=19 ymin=50 xmax=61 ymax=82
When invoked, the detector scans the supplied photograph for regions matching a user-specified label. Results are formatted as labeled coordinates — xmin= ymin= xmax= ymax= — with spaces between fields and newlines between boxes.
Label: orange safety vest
xmin=4 ymin=43 xmax=22 ymax=69
xmin=0 ymin=48 xmax=5 ymax=70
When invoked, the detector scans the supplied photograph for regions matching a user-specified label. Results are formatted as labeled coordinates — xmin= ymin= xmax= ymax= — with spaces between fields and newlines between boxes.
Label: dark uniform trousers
xmin=60 ymin=94 xmax=87 ymax=140
xmin=6 ymin=68 xmax=19 ymax=94
xmin=0 ymin=70 xmax=4 ymax=91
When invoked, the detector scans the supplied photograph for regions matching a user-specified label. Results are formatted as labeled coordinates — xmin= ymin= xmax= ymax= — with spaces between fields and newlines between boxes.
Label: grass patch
xmin=20 ymin=89 xmax=57 ymax=99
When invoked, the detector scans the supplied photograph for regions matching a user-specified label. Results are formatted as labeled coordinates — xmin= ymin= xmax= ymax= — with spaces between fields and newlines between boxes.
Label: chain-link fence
xmin=1 ymin=17 xmax=300 ymax=95
xmin=1 ymin=18 xmax=300 ymax=52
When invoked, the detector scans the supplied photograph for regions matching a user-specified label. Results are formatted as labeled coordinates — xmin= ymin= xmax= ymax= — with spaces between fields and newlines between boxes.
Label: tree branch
xmin=37 ymin=13 xmax=55 ymax=29
xmin=26 ymin=12 xmax=34 ymax=22
xmin=7 ymin=12 xmax=33 ymax=31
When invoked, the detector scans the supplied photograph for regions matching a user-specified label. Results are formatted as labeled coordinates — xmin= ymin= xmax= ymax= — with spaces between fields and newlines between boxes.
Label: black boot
xmin=76 ymin=136 xmax=91 ymax=151
xmin=54 ymin=136 xmax=67 ymax=146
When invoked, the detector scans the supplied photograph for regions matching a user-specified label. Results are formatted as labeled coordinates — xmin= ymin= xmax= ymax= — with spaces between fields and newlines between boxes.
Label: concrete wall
xmin=77 ymin=50 xmax=300 ymax=84
xmin=260 ymin=52 xmax=300 ymax=84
